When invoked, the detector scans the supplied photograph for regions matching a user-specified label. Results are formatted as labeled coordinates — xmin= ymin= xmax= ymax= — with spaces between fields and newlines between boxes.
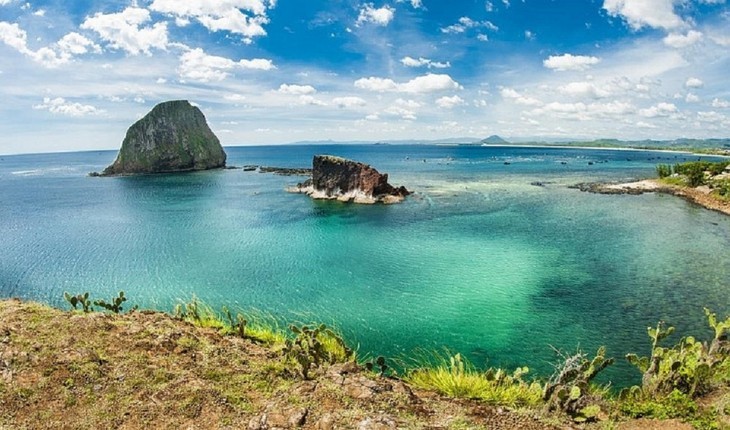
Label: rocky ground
xmin=574 ymin=179 xmax=730 ymax=216
xmin=0 ymin=299 xmax=713 ymax=429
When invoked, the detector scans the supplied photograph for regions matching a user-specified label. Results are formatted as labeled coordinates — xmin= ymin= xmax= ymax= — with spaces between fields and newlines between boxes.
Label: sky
xmin=0 ymin=0 xmax=729 ymax=154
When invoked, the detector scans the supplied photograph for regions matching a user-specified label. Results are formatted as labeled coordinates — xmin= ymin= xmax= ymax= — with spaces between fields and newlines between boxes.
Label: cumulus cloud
xmin=178 ymin=48 xmax=274 ymax=82
xmin=278 ymin=84 xmax=317 ymax=95
xmin=543 ymin=54 xmax=600 ymax=71
xmin=712 ymin=98 xmax=730 ymax=108
xmin=685 ymin=77 xmax=704 ymax=88
xmin=663 ymin=30 xmax=703 ymax=48
xmin=441 ymin=16 xmax=498 ymax=34
xmin=602 ymin=0 xmax=685 ymax=30
xmin=436 ymin=95 xmax=465 ymax=108
xmin=559 ymin=82 xmax=611 ymax=98
xmin=0 ymin=22 xmax=100 ymax=67
xmin=400 ymin=56 xmax=450 ymax=69
xmin=356 ymin=3 xmax=395 ymax=26
xmin=685 ymin=93 xmax=700 ymax=103
xmin=80 ymin=7 xmax=168 ymax=55
xmin=332 ymin=96 xmax=367 ymax=108
xmin=383 ymin=105 xmax=417 ymax=120
xmin=32 ymin=97 xmax=103 ymax=116
xmin=396 ymin=0 xmax=423 ymax=8
xmin=354 ymin=74 xmax=461 ymax=93
xmin=149 ymin=0 xmax=273 ymax=43
xmin=298 ymin=95 xmax=327 ymax=106
xmin=638 ymin=102 xmax=679 ymax=118
xmin=500 ymin=87 xmax=543 ymax=106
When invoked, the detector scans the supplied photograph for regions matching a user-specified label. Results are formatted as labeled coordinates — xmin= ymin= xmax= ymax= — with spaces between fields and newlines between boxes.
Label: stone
xmin=100 ymin=100 xmax=226 ymax=176
xmin=291 ymin=155 xmax=410 ymax=204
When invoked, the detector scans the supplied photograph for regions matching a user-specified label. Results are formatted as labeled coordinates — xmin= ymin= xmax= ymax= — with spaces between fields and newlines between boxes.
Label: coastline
xmin=577 ymin=178 xmax=730 ymax=216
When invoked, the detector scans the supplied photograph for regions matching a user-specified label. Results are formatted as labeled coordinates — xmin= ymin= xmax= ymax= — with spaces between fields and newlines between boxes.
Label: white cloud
xmin=278 ymin=84 xmax=317 ymax=95
xmin=356 ymin=3 xmax=395 ymax=27
xmin=436 ymin=95 xmax=465 ymax=108
xmin=354 ymin=74 xmax=461 ymax=93
xmin=602 ymin=0 xmax=685 ymax=30
xmin=298 ymin=95 xmax=327 ymax=106
xmin=400 ymin=56 xmax=450 ymax=69
xmin=712 ymin=98 xmax=730 ymax=108
xmin=559 ymin=82 xmax=611 ymax=98
xmin=383 ymin=105 xmax=417 ymax=120
xmin=238 ymin=58 xmax=275 ymax=70
xmin=396 ymin=0 xmax=423 ymax=8
xmin=354 ymin=76 xmax=398 ymax=92
xmin=332 ymin=96 xmax=367 ymax=108
xmin=80 ymin=7 xmax=168 ymax=55
xmin=224 ymin=93 xmax=246 ymax=102
xmin=500 ymin=87 xmax=543 ymax=106
xmin=543 ymin=54 xmax=600 ymax=71
xmin=685 ymin=93 xmax=700 ymax=103
xmin=442 ymin=16 xmax=498 ymax=34
xmin=697 ymin=111 xmax=725 ymax=123
xmin=663 ymin=30 xmax=703 ymax=48
xmin=0 ymin=22 xmax=100 ymax=67
xmin=32 ymin=9 xmax=44 ymax=16
xmin=710 ymin=34 xmax=730 ymax=46
xmin=0 ymin=0 xmax=13 ymax=5
xmin=639 ymin=102 xmax=679 ymax=118
xmin=685 ymin=77 xmax=704 ymax=88
xmin=32 ymin=97 xmax=102 ymax=116
xmin=57 ymin=32 xmax=101 ymax=56
xmin=178 ymin=48 xmax=274 ymax=82
xmin=149 ymin=0 xmax=273 ymax=43
xmin=399 ymin=74 xmax=462 ymax=93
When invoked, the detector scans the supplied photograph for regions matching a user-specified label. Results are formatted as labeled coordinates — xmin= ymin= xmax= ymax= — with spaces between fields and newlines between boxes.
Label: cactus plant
xmin=63 ymin=292 xmax=93 ymax=313
xmin=93 ymin=291 xmax=133 ymax=314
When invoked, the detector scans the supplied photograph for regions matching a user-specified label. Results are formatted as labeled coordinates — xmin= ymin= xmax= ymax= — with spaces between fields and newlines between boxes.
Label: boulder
xmin=291 ymin=155 xmax=409 ymax=204
xmin=101 ymin=100 xmax=226 ymax=175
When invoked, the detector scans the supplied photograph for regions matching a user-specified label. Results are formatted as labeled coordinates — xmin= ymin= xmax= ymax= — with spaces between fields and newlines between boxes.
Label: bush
xmin=656 ymin=164 xmax=673 ymax=178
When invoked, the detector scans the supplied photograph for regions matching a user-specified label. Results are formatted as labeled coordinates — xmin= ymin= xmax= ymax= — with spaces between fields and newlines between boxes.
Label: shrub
xmin=656 ymin=164 xmax=673 ymax=178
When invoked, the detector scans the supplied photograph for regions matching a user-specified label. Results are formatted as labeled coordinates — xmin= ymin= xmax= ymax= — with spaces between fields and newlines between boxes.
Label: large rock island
xmin=291 ymin=155 xmax=410 ymax=204
xmin=100 ymin=100 xmax=226 ymax=175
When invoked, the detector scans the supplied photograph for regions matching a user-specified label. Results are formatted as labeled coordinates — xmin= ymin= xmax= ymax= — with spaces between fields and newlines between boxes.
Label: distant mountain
xmin=480 ymin=135 xmax=509 ymax=145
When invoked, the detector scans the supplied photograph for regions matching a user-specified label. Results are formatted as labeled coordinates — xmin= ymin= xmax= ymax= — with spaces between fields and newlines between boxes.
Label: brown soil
xmin=0 ymin=299 xmax=565 ymax=429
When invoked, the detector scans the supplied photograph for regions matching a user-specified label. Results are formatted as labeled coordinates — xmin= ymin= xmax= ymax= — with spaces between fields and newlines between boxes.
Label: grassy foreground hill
xmin=0 ymin=298 xmax=727 ymax=429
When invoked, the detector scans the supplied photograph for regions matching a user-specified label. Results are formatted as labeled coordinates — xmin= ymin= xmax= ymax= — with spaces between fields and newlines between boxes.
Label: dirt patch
xmin=0 ymin=299 xmax=566 ymax=429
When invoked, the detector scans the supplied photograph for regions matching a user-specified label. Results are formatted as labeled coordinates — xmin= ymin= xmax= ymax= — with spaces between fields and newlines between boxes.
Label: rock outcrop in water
xmin=100 ymin=100 xmax=226 ymax=175
xmin=291 ymin=155 xmax=410 ymax=204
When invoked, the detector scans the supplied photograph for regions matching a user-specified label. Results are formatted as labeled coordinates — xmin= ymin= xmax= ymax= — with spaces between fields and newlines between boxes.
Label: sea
xmin=1 ymin=144 xmax=729 ymax=386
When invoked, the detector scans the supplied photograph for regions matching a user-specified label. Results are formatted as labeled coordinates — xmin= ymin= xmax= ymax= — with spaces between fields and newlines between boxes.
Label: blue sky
xmin=1 ymin=0 xmax=729 ymax=154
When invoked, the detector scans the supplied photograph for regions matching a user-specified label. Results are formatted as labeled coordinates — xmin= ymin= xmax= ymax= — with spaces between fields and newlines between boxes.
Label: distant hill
xmin=480 ymin=135 xmax=509 ymax=145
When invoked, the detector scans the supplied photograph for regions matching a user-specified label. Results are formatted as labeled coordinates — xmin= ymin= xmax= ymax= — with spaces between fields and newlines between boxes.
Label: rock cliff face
xmin=101 ymin=100 xmax=226 ymax=175
xmin=292 ymin=155 xmax=410 ymax=204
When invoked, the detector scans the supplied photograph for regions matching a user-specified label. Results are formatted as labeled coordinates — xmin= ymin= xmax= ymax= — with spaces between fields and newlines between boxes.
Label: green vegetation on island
xmin=0 ymin=292 xmax=727 ymax=429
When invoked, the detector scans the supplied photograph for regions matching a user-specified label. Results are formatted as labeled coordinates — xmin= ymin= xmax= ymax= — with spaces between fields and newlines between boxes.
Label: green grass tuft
xmin=405 ymin=352 xmax=542 ymax=407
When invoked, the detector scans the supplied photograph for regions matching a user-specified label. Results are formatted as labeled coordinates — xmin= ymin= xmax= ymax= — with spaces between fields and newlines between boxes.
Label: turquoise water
xmin=1 ymin=145 xmax=729 ymax=385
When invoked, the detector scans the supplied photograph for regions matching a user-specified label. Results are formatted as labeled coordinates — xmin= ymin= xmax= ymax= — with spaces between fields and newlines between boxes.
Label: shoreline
xmin=577 ymin=178 xmax=730 ymax=216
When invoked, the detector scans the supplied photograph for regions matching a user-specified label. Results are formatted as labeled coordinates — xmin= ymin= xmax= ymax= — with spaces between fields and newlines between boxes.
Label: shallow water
xmin=1 ymin=145 xmax=728 ymax=385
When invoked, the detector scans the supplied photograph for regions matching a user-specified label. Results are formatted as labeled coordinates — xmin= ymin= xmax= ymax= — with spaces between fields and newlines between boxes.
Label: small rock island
xmin=291 ymin=155 xmax=410 ymax=204
xmin=99 ymin=100 xmax=226 ymax=176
